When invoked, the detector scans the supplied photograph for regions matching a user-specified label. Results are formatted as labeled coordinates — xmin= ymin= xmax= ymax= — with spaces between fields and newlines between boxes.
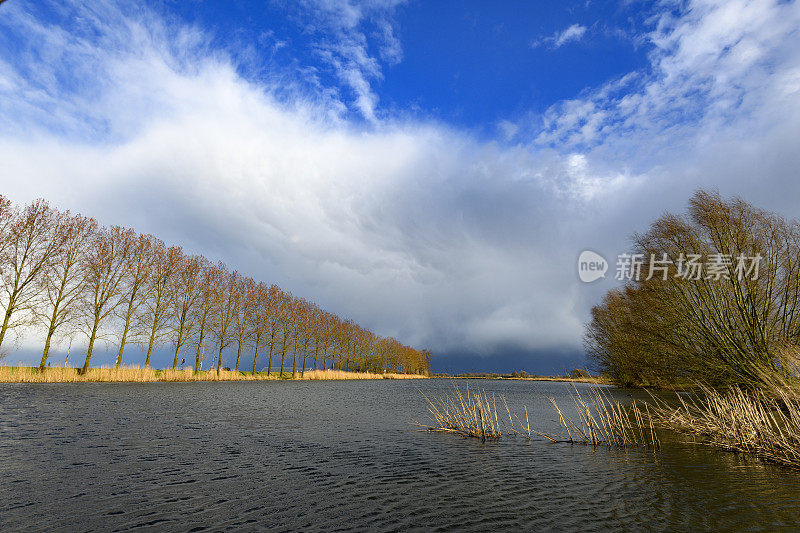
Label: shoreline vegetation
xmin=0 ymin=365 xmax=427 ymax=383
xmin=434 ymin=369 xmax=609 ymax=385
xmin=437 ymin=374 xmax=609 ymax=385
xmin=582 ymin=190 xmax=800 ymax=468
xmin=419 ymin=191 xmax=800 ymax=470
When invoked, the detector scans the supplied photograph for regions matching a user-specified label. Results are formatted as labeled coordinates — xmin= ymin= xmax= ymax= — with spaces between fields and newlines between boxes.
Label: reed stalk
xmin=417 ymin=383 xmax=656 ymax=447
xmin=647 ymin=383 xmax=800 ymax=468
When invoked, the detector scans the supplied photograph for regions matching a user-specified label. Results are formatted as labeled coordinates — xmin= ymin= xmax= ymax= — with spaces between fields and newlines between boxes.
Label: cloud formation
xmin=532 ymin=23 xmax=588 ymax=49
xmin=1 ymin=0 xmax=800 ymax=371
xmin=290 ymin=0 xmax=407 ymax=122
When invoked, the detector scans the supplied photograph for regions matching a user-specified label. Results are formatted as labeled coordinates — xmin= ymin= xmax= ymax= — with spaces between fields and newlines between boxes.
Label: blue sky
xmin=1 ymin=0 xmax=800 ymax=372
xmin=159 ymin=0 xmax=652 ymax=131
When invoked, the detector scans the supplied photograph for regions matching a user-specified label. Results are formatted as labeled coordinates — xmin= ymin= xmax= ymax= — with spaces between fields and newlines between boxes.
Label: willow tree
xmin=587 ymin=190 xmax=800 ymax=388
xmin=36 ymin=213 xmax=96 ymax=370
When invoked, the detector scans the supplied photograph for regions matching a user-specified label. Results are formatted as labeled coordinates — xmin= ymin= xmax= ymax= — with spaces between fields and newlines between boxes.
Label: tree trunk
xmin=267 ymin=340 xmax=275 ymax=374
xmin=81 ymin=323 xmax=99 ymax=374
xmin=172 ymin=342 xmax=181 ymax=370
xmin=252 ymin=344 xmax=260 ymax=373
xmin=194 ymin=327 xmax=206 ymax=374
xmin=144 ymin=338 xmax=155 ymax=368
xmin=39 ymin=322 xmax=57 ymax=371
xmin=217 ymin=343 xmax=224 ymax=374
xmin=116 ymin=319 xmax=131 ymax=368
xmin=0 ymin=297 xmax=15 ymax=352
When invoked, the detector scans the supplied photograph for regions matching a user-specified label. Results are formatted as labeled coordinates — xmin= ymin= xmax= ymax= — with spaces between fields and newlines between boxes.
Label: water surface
xmin=1 ymin=380 xmax=798 ymax=531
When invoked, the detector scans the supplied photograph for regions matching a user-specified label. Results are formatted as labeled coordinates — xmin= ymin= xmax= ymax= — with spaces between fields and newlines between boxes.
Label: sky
xmin=1 ymin=0 xmax=800 ymax=373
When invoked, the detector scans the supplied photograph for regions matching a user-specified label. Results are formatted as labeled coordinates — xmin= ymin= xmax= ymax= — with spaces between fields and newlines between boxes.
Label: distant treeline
xmin=586 ymin=190 xmax=800 ymax=389
xmin=0 ymin=195 xmax=431 ymax=375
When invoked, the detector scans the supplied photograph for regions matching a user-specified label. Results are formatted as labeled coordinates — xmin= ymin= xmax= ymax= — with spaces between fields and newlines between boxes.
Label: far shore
xmin=433 ymin=373 xmax=609 ymax=385
xmin=0 ymin=366 xmax=427 ymax=383
xmin=0 ymin=365 xmax=609 ymax=384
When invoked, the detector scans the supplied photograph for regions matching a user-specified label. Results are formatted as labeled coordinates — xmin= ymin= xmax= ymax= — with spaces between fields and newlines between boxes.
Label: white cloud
xmin=294 ymin=0 xmax=407 ymax=122
xmin=2 ymin=0 xmax=800 ymax=370
xmin=532 ymin=23 xmax=588 ymax=49
xmin=553 ymin=24 xmax=588 ymax=47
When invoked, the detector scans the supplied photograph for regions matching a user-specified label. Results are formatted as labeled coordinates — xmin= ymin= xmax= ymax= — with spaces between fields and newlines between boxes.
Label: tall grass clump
xmin=417 ymin=383 xmax=658 ymax=448
xmin=415 ymin=383 xmax=533 ymax=440
xmin=546 ymin=385 xmax=659 ymax=448
xmin=649 ymin=383 xmax=800 ymax=468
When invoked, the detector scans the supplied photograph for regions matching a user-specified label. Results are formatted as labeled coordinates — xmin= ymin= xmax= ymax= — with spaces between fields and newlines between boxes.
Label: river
xmin=1 ymin=379 xmax=798 ymax=531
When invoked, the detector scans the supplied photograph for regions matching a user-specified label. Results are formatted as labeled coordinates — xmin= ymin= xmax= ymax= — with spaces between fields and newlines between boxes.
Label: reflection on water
xmin=1 ymin=380 xmax=798 ymax=531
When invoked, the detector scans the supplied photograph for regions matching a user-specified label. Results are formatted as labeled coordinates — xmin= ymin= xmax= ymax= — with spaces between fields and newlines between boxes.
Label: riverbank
xmin=435 ymin=374 xmax=609 ymax=385
xmin=0 ymin=366 xmax=427 ymax=383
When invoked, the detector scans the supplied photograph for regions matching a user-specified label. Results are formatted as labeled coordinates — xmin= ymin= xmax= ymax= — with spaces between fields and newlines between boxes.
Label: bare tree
xmin=232 ymin=276 xmax=256 ymax=372
xmin=78 ymin=226 xmax=128 ymax=374
xmin=0 ymin=199 xmax=64 ymax=354
xmin=114 ymin=231 xmax=153 ymax=367
xmin=192 ymin=260 xmax=220 ymax=373
xmin=264 ymin=284 xmax=284 ymax=374
xmin=298 ymin=301 xmax=317 ymax=377
xmin=279 ymin=293 xmax=297 ymax=377
xmin=170 ymin=254 xmax=204 ymax=369
xmin=35 ymin=213 xmax=97 ymax=370
xmin=0 ymin=195 xmax=15 ymax=271
xmin=248 ymin=282 xmax=271 ymax=372
xmin=139 ymin=241 xmax=181 ymax=367
xmin=209 ymin=266 xmax=239 ymax=374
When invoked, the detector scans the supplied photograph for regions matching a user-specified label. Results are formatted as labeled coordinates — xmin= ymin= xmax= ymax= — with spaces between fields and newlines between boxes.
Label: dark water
xmin=1 ymin=380 xmax=799 ymax=532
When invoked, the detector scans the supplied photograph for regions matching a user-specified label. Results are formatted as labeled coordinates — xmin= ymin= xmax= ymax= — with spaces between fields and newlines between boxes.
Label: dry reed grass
xmin=648 ymin=383 xmax=800 ymax=468
xmin=418 ymin=383 xmax=659 ymax=448
xmin=0 ymin=365 xmax=425 ymax=383
xmin=300 ymin=369 xmax=426 ymax=380
xmin=546 ymin=385 xmax=659 ymax=448
xmin=415 ymin=383 xmax=537 ymax=440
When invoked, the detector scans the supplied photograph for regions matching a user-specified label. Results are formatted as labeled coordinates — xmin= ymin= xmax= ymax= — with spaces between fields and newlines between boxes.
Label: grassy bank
xmin=0 ymin=365 xmax=427 ymax=383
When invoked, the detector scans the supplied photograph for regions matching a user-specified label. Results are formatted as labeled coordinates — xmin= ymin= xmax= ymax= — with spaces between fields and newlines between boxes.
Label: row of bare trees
xmin=585 ymin=190 xmax=800 ymax=388
xmin=0 ymin=196 xmax=432 ymax=375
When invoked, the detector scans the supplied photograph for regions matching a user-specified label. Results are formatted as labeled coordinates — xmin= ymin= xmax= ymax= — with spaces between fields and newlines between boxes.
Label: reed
xmin=545 ymin=385 xmax=659 ymax=448
xmin=416 ymin=383 xmax=514 ymax=439
xmin=0 ymin=365 xmax=425 ymax=383
xmin=417 ymin=383 xmax=658 ymax=448
xmin=299 ymin=369 xmax=426 ymax=380
xmin=648 ymin=383 xmax=800 ymax=468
